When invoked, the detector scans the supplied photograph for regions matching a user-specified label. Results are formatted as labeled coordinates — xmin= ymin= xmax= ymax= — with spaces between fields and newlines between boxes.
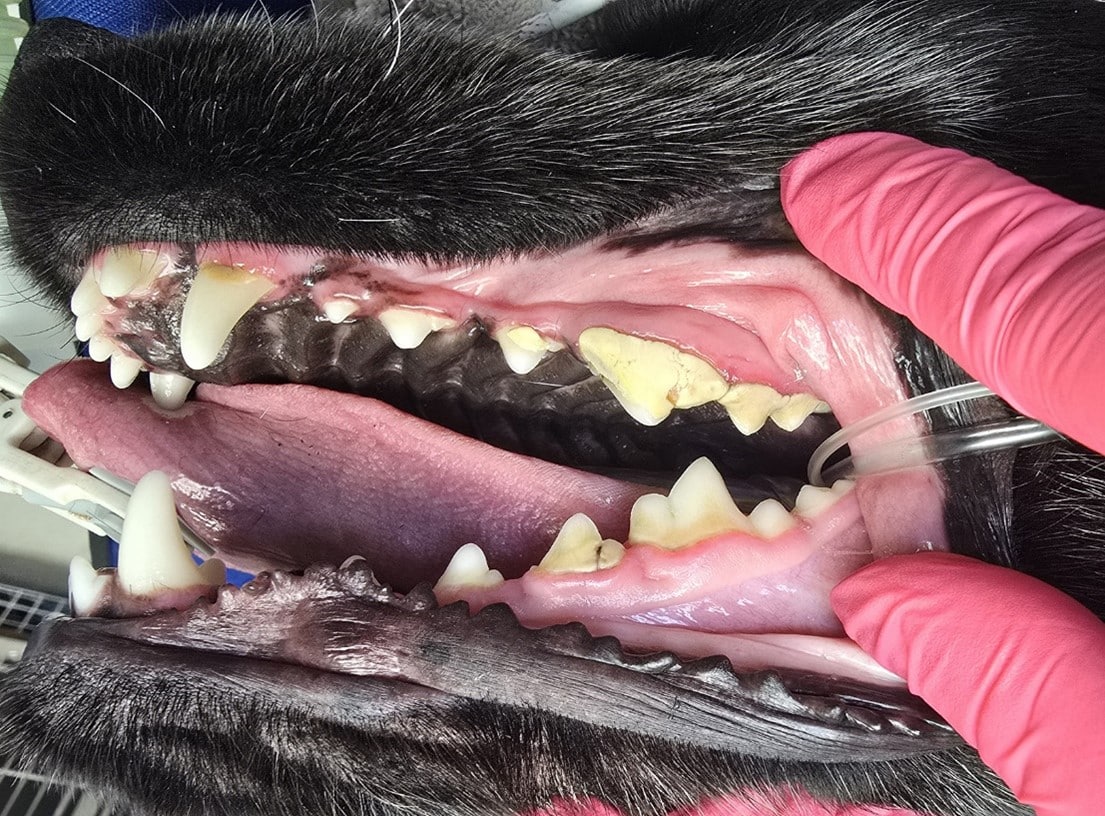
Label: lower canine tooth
xmin=538 ymin=513 xmax=625 ymax=574
xmin=180 ymin=262 xmax=275 ymax=370
xmin=378 ymin=307 xmax=455 ymax=349
xmin=96 ymin=247 xmax=164 ymax=297
xmin=748 ymin=499 xmax=796 ymax=537
xmin=630 ymin=457 xmax=751 ymax=549
xmin=719 ymin=383 xmax=788 ymax=435
xmin=149 ymin=372 xmax=195 ymax=410
xmin=110 ymin=354 xmax=143 ymax=389
xmin=578 ymin=328 xmax=728 ymax=426
xmin=434 ymin=543 xmax=504 ymax=590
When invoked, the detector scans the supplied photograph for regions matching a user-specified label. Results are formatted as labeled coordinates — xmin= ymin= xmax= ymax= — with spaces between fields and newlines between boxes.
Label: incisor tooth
xmin=434 ymin=543 xmax=504 ymax=590
xmin=378 ymin=307 xmax=456 ymax=349
xmin=770 ymin=393 xmax=831 ymax=432
xmin=629 ymin=457 xmax=751 ymax=549
xmin=494 ymin=325 xmax=563 ymax=375
xmin=149 ymin=371 xmax=194 ymax=410
xmin=87 ymin=334 xmax=115 ymax=362
xmin=794 ymin=484 xmax=840 ymax=518
xmin=70 ymin=274 xmax=105 ymax=316
xmin=748 ymin=499 xmax=796 ymax=537
xmin=180 ymin=262 xmax=275 ymax=370
xmin=110 ymin=354 xmax=143 ymax=389
xmin=117 ymin=471 xmax=225 ymax=597
xmin=74 ymin=313 xmax=103 ymax=342
xmin=96 ymin=247 xmax=164 ymax=297
xmin=578 ymin=328 xmax=728 ymax=426
xmin=323 ymin=298 xmax=359 ymax=324
xmin=537 ymin=513 xmax=625 ymax=574
xmin=68 ymin=556 xmax=112 ymax=617
xmin=719 ymin=383 xmax=788 ymax=435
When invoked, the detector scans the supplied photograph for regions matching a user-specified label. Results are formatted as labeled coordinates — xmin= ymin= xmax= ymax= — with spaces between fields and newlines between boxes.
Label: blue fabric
xmin=33 ymin=0 xmax=312 ymax=36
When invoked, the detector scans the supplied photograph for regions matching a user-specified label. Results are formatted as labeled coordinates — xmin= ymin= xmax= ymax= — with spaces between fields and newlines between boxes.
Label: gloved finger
xmin=780 ymin=132 xmax=1105 ymax=455
xmin=831 ymin=552 xmax=1105 ymax=815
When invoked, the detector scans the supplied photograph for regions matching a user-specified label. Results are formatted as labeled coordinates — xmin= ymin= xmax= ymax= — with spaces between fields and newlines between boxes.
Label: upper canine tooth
xmin=70 ymin=273 xmax=106 ymax=316
xmin=537 ymin=513 xmax=625 ymax=574
xmin=748 ymin=499 xmax=796 ymax=537
xmin=770 ymin=393 xmax=831 ymax=432
xmin=577 ymin=328 xmax=728 ymax=426
xmin=180 ymin=262 xmax=275 ymax=370
xmin=494 ymin=325 xmax=563 ymax=375
xmin=323 ymin=298 xmax=359 ymax=324
xmin=794 ymin=484 xmax=841 ymax=518
xmin=149 ymin=371 xmax=195 ymax=410
xmin=95 ymin=247 xmax=164 ymax=297
xmin=434 ymin=543 xmax=504 ymax=590
xmin=629 ymin=457 xmax=751 ymax=549
xmin=117 ymin=471 xmax=225 ymax=597
xmin=718 ymin=383 xmax=788 ymax=435
xmin=378 ymin=307 xmax=456 ymax=349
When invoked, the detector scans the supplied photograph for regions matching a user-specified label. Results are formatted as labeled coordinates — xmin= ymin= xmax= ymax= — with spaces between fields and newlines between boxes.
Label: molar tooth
xmin=770 ymin=393 xmax=831 ymax=432
xmin=117 ymin=471 xmax=225 ymax=597
xmin=748 ymin=499 xmax=796 ymax=537
xmin=629 ymin=457 xmax=751 ymax=549
xmin=70 ymin=273 xmax=105 ymax=316
xmin=180 ymin=262 xmax=275 ymax=370
xmin=149 ymin=371 xmax=195 ymax=410
xmin=433 ymin=543 xmax=504 ymax=591
xmin=794 ymin=484 xmax=840 ymax=518
xmin=537 ymin=513 xmax=625 ymax=574
xmin=494 ymin=325 xmax=563 ymax=375
xmin=578 ymin=327 xmax=728 ymax=426
xmin=74 ymin=312 xmax=103 ymax=342
xmin=378 ymin=307 xmax=456 ymax=350
xmin=323 ymin=298 xmax=359 ymax=324
xmin=110 ymin=353 xmax=143 ymax=389
xmin=719 ymin=383 xmax=788 ymax=435
xmin=87 ymin=334 xmax=115 ymax=362
xmin=68 ymin=556 xmax=112 ymax=617
xmin=95 ymin=247 xmax=164 ymax=297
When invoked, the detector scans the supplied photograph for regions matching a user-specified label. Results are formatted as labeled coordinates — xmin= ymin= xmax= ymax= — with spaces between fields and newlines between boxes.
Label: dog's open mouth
xmin=24 ymin=232 xmax=949 ymax=702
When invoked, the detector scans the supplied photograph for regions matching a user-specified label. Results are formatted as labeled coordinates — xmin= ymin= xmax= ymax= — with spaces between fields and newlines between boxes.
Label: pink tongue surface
xmin=25 ymin=360 xmax=650 ymax=588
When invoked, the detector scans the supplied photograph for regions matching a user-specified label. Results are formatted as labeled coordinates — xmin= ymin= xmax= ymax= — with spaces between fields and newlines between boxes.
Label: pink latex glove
xmin=780 ymin=131 xmax=1105 ymax=455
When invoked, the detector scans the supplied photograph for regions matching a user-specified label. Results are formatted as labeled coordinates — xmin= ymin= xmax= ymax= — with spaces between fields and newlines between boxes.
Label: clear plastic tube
xmin=807 ymin=383 xmax=1064 ymax=486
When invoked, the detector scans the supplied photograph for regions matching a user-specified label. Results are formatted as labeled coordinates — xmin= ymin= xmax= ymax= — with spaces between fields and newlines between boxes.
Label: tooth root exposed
xmin=95 ymin=247 xmax=164 ymax=297
xmin=70 ymin=273 xmax=106 ymax=316
xmin=770 ymin=393 xmax=831 ymax=432
xmin=794 ymin=484 xmax=843 ymax=518
xmin=434 ymin=543 xmax=504 ymax=591
xmin=630 ymin=457 xmax=751 ymax=549
xmin=68 ymin=556 xmax=112 ymax=617
xmin=719 ymin=383 xmax=788 ymax=435
xmin=323 ymin=298 xmax=359 ymax=324
xmin=87 ymin=334 xmax=115 ymax=362
xmin=537 ymin=513 xmax=625 ymax=574
xmin=110 ymin=354 xmax=143 ymax=389
xmin=180 ymin=262 xmax=275 ymax=370
xmin=578 ymin=327 xmax=729 ymax=426
xmin=494 ymin=325 xmax=563 ymax=375
xmin=378 ymin=307 xmax=456 ymax=350
xmin=149 ymin=371 xmax=195 ymax=410
xmin=117 ymin=471 xmax=225 ymax=596
xmin=748 ymin=499 xmax=796 ymax=537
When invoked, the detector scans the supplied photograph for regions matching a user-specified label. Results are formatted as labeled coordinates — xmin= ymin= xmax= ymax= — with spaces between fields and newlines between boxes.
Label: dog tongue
xmin=24 ymin=360 xmax=651 ymax=589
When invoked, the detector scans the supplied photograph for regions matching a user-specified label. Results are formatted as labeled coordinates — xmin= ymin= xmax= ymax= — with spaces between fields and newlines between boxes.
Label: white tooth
xmin=323 ymin=298 xmax=359 ymax=324
xmin=87 ymin=334 xmax=115 ymax=362
xmin=794 ymin=484 xmax=840 ymax=518
xmin=180 ymin=262 xmax=275 ymax=370
xmin=149 ymin=371 xmax=194 ymax=410
xmin=718 ymin=383 xmax=788 ymax=435
xmin=110 ymin=354 xmax=143 ymax=389
xmin=537 ymin=513 xmax=625 ymax=574
xmin=494 ymin=325 xmax=563 ymax=375
xmin=378 ymin=307 xmax=455 ymax=350
xmin=117 ymin=471 xmax=223 ymax=596
xmin=434 ymin=543 xmax=504 ymax=591
xmin=831 ymin=479 xmax=855 ymax=496
xmin=68 ymin=556 xmax=112 ymax=617
xmin=74 ymin=312 xmax=103 ymax=342
xmin=629 ymin=457 xmax=751 ymax=549
xmin=578 ymin=327 xmax=728 ymax=426
xmin=748 ymin=499 xmax=796 ymax=537
xmin=70 ymin=273 xmax=105 ymax=316
xmin=770 ymin=393 xmax=831 ymax=432
xmin=95 ymin=247 xmax=164 ymax=297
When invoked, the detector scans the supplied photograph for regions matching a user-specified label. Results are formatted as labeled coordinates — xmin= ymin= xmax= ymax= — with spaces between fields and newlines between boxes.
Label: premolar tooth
xmin=378 ymin=307 xmax=456 ymax=349
xmin=578 ymin=328 xmax=728 ymax=426
xmin=748 ymin=499 xmax=796 ymax=537
xmin=149 ymin=371 xmax=194 ymax=410
xmin=537 ymin=513 xmax=625 ymax=574
xmin=74 ymin=312 xmax=103 ymax=342
xmin=494 ymin=325 xmax=563 ymax=375
xmin=719 ymin=383 xmax=788 ymax=435
xmin=770 ymin=393 xmax=831 ymax=432
xmin=180 ymin=262 xmax=275 ymax=370
xmin=794 ymin=484 xmax=840 ymax=518
xmin=95 ymin=247 xmax=164 ymax=297
xmin=117 ymin=471 xmax=225 ymax=597
xmin=110 ymin=354 xmax=143 ymax=389
xmin=68 ymin=556 xmax=112 ymax=617
xmin=70 ymin=274 xmax=105 ymax=316
xmin=629 ymin=457 xmax=751 ymax=549
xmin=87 ymin=334 xmax=115 ymax=362
xmin=434 ymin=543 xmax=504 ymax=590
xmin=323 ymin=298 xmax=359 ymax=324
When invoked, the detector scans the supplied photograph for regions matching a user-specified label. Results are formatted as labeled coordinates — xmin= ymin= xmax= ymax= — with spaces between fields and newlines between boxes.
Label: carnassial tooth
xmin=378 ymin=307 xmax=456 ymax=349
xmin=70 ymin=274 xmax=105 ymax=316
xmin=149 ymin=371 xmax=195 ymax=410
xmin=748 ymin=499 xmax=796 ymax=537
xmin=323 ymin=298 xmax=359 ymax=324
xmin=794 ymin=484 xmax=840 ymax=518
xmin=95 ymin=247 xmax=164 ymax=297
xmin=494 ymin=325 xmax=563 ymax=375
xmin=110 ymin=354 xmax=143 ymax=389
xmin=68 ymin=556 xmax=112 ymax=617
xmin=718 ymin=383 xmax=788 ymax=435
xmin=434 ymin=543 xmax=504 ymax=590
xmin=578 ymin=328 xmax=728 ymax=426
xmin=770 ymin=393 xmax=832 ymax=432
xmin=537 ymin=513 xmax=625 ymax=574
xmin=87 ymin=334 xmax=115 ymax=362
xmin=117 ymin=471 xmax=226 ymax=597
xmin=74 ymin=312 xmax=103 ymax=342
xmin=180 ymin=262 xmax=275 ymax=370
xmin=629 ymin=457 xmax=751 ymax=549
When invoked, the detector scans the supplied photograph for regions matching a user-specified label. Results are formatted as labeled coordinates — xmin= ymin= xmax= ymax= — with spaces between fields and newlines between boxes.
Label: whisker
xmin=74 ymin=58 xmax=168 ymax=131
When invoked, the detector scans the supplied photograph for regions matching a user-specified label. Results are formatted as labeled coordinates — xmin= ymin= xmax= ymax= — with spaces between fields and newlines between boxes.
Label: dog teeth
xmin=95 ymin=247 xmax=164 ymax=297
xmin=322 ymin=298 xmax=359 ymax=324
xmin=70 ymin=274 xmax=107 ymax=316
xmin=110 ymin=353 xmax=143 ymax=389
xmin=494 ymin=325 xmax=563 ymax=375
xmin=794 ymin=480 xmax=853 ymax=518
xmin=537 ymin=513 xmax=625 ymax=574
xmin=434 ymin=543 xmax=504 ymax=590
xmin=747 ymin=498 xmax=796 ymax=537
xmin=378 ymin=307 xmax=456 ymax=349
xmin=87 ymin=334 xmax=115 ymax=362
xmin=578 ymin=328 xmax=729 ymax=426
xmin=149 ymin=371 xmax=195 ymax=410
xmin=629 ymin=457 xmax=752 ymax=550
xmin=68 ymin=556 xmax=112 ymax=617
xmin=74 ymin=312 xmax=104 ymax=342
xmin=771 ymin=393 xmax=832 ymax=431
xmin=180 ymin=262 xmax=275 ymax=370
xmin=718 ymin=383 xmax=788 ymax=435
xmin=117 ymin=471 xmax=225 ymax=597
